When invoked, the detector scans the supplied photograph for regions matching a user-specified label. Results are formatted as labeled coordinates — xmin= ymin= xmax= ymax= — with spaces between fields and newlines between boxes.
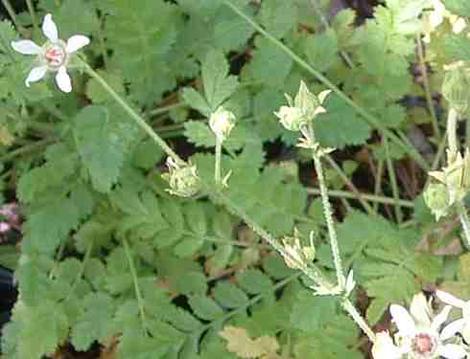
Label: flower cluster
xmin=162 ymin=157 xmax=200 ymax=198
xmin=372 ymin=292 xmax=469 ymax=359
xmin=280 ymin=229 xmax=315 ymax=270
xmin=11 ymin=13 xmax=90 ymax=93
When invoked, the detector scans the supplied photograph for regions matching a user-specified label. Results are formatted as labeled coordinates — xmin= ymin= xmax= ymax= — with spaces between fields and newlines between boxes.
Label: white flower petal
xmin=431 ymin=305 xmax=452 ymax=332
xmin=25 ymin=66 xmax=47 ymax=87
xmin=437 ymin=344 xmax=468 ymax=359
xmin=440 ymin=318 xmax=466 ymax=341
xmin=390 ymin=304 xmax=417 ymax=336
xmin=42 ymin=14 xmax=58 ymax=43
xmin=410 ymin=293 xmax=432 ymax=326
xmin=66 ymin=35 xmax=90 ymax=53
xmin=55 ymin=66 xmax=72 ymax=93
xmin=436 ymin=290 xmax=466 ymax=308
xmin=11 ymin=40 xmax=42 ymax=55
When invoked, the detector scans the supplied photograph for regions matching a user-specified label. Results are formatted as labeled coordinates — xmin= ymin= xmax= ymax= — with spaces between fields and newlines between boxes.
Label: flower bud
xmin=423 ymin=182 xmax=451 ymax=220
xmin=442 ymin=65 xmax=470 ymax=115
xmin=275 ymin=105 xmax=306 ymax=131
xmin=281 ymin=230 xmax=315 ymax=270
xmin=294 ymin=81 xmax=330 ymax=120
xmin=209 ymin=107 xmax=236 ymax=141
xmin=275 ymin=81 xmax=331 ymax=132
xmin=162 ymin=157 xmax=200 ymax=197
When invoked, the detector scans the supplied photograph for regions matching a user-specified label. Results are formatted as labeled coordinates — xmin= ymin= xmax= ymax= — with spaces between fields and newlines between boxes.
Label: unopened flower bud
xmin=209 ymin=107 xmax=236 ymax=141
xmin=423 ymin=182 xmax=451 ymax=220
xmin=295 ymin=81 xmax=330 ymax=120
xmin=275 ymin=81 xmax=331 ymax=132
xmin=275 ymin=105 xmax=306 ymax=131
xmin=442 ymin=65 xmax=470 ymax=115
xmin=281 ymin=230 xmax=315 ymax=270
xmin=162 ymin=157 xmax=200 ymax=197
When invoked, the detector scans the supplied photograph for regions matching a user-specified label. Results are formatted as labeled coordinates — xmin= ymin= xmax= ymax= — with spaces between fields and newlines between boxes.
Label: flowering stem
xmin=84 ymin=59 xmax=374 ymax=343
xmin=223 ymin=0 xmax=429 ymax=171
xmin=215 ymin=136 xmax=222 ymax=185
xmin=79 ymin=59 xmax=184 ymax=165
xmin=457 ymin=201 xmax=470 ymax=249
xmin=342 ymin=298 xmax=376 ymax=342
xmin=446 ymin=109 xmax=470 ymax=247
xmin=416 ymin=35 xmax=441 ymax=140
xmin=25 ymin=0 xmax=38 ymax=32
xmin=447 ymin=108 xmax=458 ymax=154
xmin=306 ymin=124 xmax=346 ymax=289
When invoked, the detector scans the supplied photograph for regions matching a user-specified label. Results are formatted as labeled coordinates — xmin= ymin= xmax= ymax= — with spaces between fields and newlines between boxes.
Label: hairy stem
xmin=307 ymin=124 xmax=345 ymax=288
xmin=86 ymin=59 xmax=374 ymax=341
xmin=342 ymin=298 xmax=376 ymax=342
xmin=215 ymin=136 xmax=222 ymax=185
xmin=80 ymin=59 xmax=183 ymax=165
xmin=457 ymin=202 xmax=470 ymax=249
xmin=223 ymin=0 xmax=429 ymax=171
xmin=447 ymin=108 xmax=458 ymax=154
xmin=384 ymin=140 xmax=403 ymax=223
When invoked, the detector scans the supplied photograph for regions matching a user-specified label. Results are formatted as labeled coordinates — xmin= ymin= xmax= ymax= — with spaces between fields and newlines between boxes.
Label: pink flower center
xmin=412 ymin=333 xmax=436 ymax=356
xmin=44 ymin=44 xmax=66 ymax=69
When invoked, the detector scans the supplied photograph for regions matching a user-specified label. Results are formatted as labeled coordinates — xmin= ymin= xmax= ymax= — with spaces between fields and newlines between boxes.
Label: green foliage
xmin=0 ymin=0 xmax=466 ymax=358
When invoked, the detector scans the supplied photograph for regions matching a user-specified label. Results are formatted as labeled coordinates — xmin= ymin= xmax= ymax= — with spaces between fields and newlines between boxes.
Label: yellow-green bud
xmin=423 ymin=182 xmax=451 ymax=220
xmin=442 ymin=65 xmax=470 ymax=115
xmin=162 ymin=157 xmax=200 ymax=197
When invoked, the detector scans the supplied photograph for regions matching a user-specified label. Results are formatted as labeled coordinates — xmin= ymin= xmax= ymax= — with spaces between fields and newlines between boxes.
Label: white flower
xmin=209 ymin=107 xmax=236 ymax=141
xmin=423 ymin=0 xmax=467 ymax=43
xmin=372 ymin=331 xmax=402 ymax=359
xmin=275 ymin=105 xmax=305 ymax=131
xmin=389 ymin=293 xmax=467 ymax=358
xmin=11 ymin=13 xmax=90 ymax=93
xmin=436 ymin=290 xmax=470 ymax=344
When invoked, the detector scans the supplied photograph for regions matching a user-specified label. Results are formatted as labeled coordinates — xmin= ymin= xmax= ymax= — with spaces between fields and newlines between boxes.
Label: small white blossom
xmin=436 ymin=290 xmax=470 ymax=344
xmin=11 ymin=13 xmax=90 ymax=93
xmin=387 ymin=293 xmax=467 ymax=359
xmin=209 ymin=107 xmax=236 ymax=141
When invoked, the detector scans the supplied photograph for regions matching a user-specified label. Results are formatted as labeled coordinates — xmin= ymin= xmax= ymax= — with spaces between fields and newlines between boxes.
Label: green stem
xmin=457 ymin=202 xmax=470 ymax=249
xmin=324 ymin=155 xmax=374 ymax=215
xmin=149 ymin=103 xmax=185 ymax=117
xmin=215 ymin=136 xmax=222 ymax=185
xmin=80 ymin=59 xmax=183 ymax=165
xmin=222 ymin=0 xmax=429 ymax=171
xmin=342 ymin=298 xmax=376 ymax=342
xmin=85 ymin=59 xmax=374 ymax=341
xmin=384 ymin=140 xmax=402 ymax=223
xmin=416 ymin=35 xmax=440 ymax=140
xmin=373 ymin=159 xmax=384 ymax=212
xmin=1 ymin=0 xmax=26 ymax=35
xmin=64 ymin=240 xmax=93 ymax=302
xmin=447 ymin=108 xmax=458 ymax=154
xmin=123 ymin=238 xmax=147 ymax=333
xmin=307 ymin=125 xmax=345 ymax=288
xmin=25 ymin=0 xmax=38 ymax=32
xmin=306 ymin=188 xmax=414 ymax=208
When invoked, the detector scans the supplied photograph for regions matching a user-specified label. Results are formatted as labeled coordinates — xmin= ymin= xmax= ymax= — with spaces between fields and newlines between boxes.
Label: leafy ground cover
xmin=1 ymin=0 xmax=470 ymax=358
